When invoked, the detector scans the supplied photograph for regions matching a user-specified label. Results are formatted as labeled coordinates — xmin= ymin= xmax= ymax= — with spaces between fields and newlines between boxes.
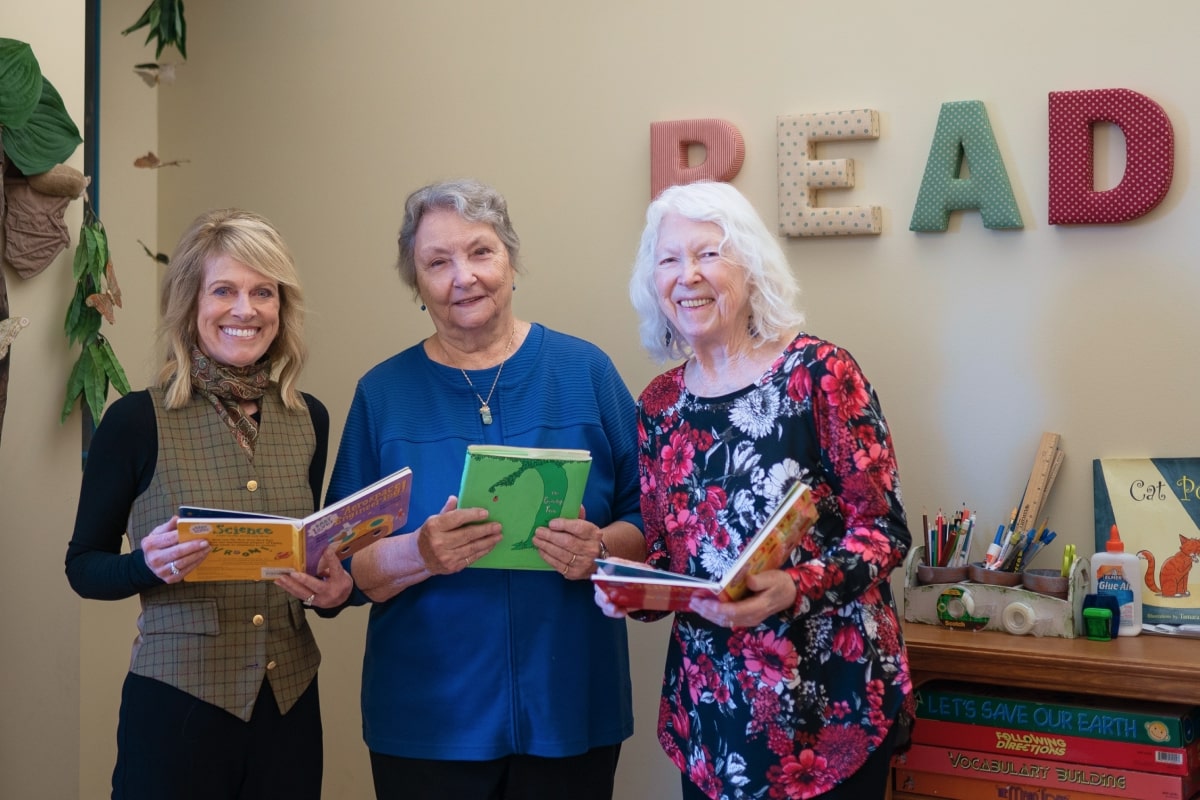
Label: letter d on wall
xmin=649 ymin=119 xmax=745 ymax=199
xmin=1048 ymin=88 xmax=1174 ymax=225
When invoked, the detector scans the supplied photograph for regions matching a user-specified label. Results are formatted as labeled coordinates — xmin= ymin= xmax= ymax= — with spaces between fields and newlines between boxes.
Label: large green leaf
xmin=97 ymin=336 xmax=131 ymax=396
xmin=63 ymin=281 xmax=101 ymax=346
xmin=0 ymin=38 xmax=41 ymax=129
xmin=83 ymin=340 xmax=109 ymax=423
xmin=60 ymin=346 xmax=89 ymax=423
xmin=2 ymin=76 xmax=82 ymax=174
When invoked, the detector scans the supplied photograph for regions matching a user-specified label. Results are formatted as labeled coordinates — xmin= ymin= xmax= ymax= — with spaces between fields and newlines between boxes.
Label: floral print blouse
xmin=635 ymin=333 xmax=913 ymax=800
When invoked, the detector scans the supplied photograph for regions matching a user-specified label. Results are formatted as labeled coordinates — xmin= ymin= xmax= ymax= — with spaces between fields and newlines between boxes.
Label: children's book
xmin=177 ymin=466 xmax=413 ymax=581
xmin=1093 ymin=457 xmax=1200 ymax=625
xmin=895 ymin=742 xmax=1198 ymax=800
xmin=457 ymin=445 xmax=592 ymax=570
xmin=911 ymin=716 xmax=1200 ymax=777
xmin=590 ymin=481 xmax=818 ymax=612
xmin=916 ymin=680 xmax=1200 ymax=748
xmin=893 ymin=766 xmax=1134 ymax=800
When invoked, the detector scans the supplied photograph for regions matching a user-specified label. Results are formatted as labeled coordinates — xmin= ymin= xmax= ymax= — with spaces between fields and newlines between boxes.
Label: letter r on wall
xmin=649 ymin=119 xmax=745 ymax=199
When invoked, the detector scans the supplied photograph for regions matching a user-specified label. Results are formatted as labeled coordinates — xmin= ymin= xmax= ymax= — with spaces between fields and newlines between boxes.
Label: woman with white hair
xmin=600 ymin=181 xmax=914 ymax=800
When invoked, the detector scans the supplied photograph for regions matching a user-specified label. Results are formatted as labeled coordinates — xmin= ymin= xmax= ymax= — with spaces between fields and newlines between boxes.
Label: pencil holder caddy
xmin=903 ymin=545 xmax=1089 ymax=638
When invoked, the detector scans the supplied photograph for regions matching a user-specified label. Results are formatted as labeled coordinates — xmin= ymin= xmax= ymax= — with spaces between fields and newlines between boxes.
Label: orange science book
xmin=177 ymin=466 xmax=412 ymax=581
xmin=592 ymin=480 xmax=818 ymax=612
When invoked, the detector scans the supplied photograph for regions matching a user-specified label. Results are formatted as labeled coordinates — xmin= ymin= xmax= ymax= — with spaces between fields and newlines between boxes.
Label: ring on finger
xmin=303 ymin=593 xmax=316 ymax=607
xmin=168 ymin=561 xmax=180 ymax=576
xmin=568 ymin=553 xmax=577 ymax=566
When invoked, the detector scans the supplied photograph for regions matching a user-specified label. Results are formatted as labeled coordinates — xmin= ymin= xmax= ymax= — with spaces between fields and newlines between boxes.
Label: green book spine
xmin=917 ymin=683 xmax=1199 ymax=748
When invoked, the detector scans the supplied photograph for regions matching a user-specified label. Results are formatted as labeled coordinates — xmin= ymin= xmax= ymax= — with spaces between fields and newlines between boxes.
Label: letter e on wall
xmin=777 ymin=109 xmax=882 ymax=237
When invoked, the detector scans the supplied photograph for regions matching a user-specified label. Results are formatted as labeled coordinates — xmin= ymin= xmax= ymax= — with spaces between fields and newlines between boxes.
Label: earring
xmin=664 ymin=328 xmax=672 ymax=346
xmin=420 ymin=303 xmax=427 ymax=311
xmin=512 ymin=284 xmax=517 ymax=291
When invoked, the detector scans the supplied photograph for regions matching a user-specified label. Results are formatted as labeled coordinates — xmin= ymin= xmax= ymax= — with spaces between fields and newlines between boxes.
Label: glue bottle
xmin=1092 ymin=524 xmax=1142 ymax=636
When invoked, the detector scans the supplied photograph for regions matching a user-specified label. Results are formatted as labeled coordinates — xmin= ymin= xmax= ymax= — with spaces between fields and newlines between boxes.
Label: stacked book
xmin=892 ymin=681 xmax=1200 ymax=799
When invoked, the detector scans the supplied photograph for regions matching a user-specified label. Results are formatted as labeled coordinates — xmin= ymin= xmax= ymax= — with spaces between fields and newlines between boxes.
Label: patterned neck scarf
xmin=190 ymin=346 xmax=273 ymax=460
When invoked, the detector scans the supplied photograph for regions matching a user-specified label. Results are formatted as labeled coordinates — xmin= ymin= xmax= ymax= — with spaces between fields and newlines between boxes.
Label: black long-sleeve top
xmin=64 ymin=390 xmax=329 ymax=600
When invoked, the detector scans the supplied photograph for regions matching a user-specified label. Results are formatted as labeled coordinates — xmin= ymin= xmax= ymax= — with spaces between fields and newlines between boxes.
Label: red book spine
xmin=593 ymin=581 xmax=714 ymax=613
xmin=912 ymin=717 xmax=1200 ymax=777
xmin=894 ymin=767 xmax=1131 ymax=800
xmin=893 ymin=742 xmax=1198 ymax=800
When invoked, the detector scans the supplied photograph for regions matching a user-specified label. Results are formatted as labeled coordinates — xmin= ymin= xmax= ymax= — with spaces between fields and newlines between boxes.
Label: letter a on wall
xmin=1048 ymin=88 xmax=1174 ymax=225
xmin=910 ymin=100 xmax=1023 ymax=232
xmin=649 ymin=119 xmax=745 ymax=199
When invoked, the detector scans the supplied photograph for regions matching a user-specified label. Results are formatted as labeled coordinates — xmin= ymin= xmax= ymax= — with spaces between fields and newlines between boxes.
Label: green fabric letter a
xmin=909 ymin=100 xmax=1023 ymax=231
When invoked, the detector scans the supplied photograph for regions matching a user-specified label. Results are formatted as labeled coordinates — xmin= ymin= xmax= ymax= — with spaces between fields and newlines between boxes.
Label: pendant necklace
xmin=449 ymin=323 xmax=516 ymax=425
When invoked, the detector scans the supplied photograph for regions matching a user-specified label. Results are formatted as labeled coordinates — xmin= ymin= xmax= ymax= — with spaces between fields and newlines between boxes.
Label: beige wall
xmin=1 ymin=3 xmax=85 ymax=799
xmin=5 ymin=1 xmax=1200 ymax=797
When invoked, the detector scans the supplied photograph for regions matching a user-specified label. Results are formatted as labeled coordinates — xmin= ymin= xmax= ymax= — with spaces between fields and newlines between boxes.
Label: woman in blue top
xmin=324 ymin=178 xmax=644 ymax=799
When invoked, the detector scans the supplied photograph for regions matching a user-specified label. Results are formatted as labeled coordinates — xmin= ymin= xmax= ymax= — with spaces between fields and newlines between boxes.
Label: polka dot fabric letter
xmin=1048 ymin=88 xmax=1174 ymax=225
xmin=909 ymin=100 xmax=1023 ymax=232
xmin=776 ymin=109 xmax=882 ymax=237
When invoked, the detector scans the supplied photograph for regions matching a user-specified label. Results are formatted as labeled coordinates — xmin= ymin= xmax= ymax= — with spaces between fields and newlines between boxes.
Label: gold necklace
xmin=445 ymin=324 xmax=516 ymax=425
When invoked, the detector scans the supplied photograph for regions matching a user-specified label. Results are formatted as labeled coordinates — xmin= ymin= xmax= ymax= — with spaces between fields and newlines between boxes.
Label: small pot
xmin=1022 ymin=568 xmax=1070 ymax=599
xmin=968 ymin=561 xmax=1023 ymax=587
xmin=916 ymin=564 xmax=969 ymax=585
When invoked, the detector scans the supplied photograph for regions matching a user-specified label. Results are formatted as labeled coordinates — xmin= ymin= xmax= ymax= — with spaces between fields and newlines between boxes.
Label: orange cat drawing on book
xmin=1137 ymin=535 xmax=1200 ymax=598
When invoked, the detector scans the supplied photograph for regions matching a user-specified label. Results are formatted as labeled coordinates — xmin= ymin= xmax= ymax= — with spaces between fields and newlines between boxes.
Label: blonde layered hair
xmin=157 ymin=208 xmax=308 ymax=410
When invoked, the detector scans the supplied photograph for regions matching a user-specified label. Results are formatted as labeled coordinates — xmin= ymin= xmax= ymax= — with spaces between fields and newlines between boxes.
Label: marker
xmin=956 ymin=513 xmax=976 ymax=566
xmin=985 ymin=524 xmax=1005 ymax=566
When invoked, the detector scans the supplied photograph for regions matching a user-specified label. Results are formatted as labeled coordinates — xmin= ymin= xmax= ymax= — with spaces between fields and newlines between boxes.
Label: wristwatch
xmin=598 ymin=536 xmax=610 ymax=561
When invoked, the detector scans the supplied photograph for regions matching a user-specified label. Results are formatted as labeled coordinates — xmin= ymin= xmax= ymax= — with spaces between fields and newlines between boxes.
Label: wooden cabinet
xmin=888 ymin=621 xmax=1200 ymax=799
xmin=902 ymin=620 xmax=1200 ymax=704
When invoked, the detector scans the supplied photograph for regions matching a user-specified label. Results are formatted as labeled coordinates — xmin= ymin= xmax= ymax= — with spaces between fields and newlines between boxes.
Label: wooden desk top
xmin=902 ymin=620 xmax=1200 ymax=705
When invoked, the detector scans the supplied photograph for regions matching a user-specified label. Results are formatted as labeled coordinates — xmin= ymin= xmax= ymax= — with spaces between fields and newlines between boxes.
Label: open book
xmin=177 ymin=466 xmax=413 ymax=581
xmin=592 ymin=480 xmax=818 ymax=612
xmin=457 ymin=444 xmax=592 ymax=570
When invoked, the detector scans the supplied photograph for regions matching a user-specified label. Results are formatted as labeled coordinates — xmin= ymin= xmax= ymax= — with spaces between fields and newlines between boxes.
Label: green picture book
xmin=457 ymin=444 xmax=592 ymax=570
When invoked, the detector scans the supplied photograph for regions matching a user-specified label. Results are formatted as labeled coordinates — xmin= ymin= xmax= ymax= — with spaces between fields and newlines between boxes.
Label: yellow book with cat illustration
xmin=1093 ymin=457 xmax=1200 ymax=626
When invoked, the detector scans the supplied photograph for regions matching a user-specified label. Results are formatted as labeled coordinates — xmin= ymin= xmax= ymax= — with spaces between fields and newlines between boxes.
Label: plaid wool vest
xmin=127 ymin=386 xmax=321 ymax=721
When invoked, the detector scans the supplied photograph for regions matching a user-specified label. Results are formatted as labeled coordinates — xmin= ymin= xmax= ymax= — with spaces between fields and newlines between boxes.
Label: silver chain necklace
xmin=447 ymin=324 xmax=516 ymax=425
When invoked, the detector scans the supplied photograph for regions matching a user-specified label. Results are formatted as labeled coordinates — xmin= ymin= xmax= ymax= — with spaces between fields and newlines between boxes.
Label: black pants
xmin=680 ymin=718 xmax=901 ymax=800
xmin=112 ymin=672 xmax=322 ymax=800
xmin=370 ymin=743 xmax=621 ymax=800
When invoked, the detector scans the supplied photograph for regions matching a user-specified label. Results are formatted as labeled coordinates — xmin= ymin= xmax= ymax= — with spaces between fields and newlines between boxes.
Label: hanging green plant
xmin=122 ymin=0 xmax=188 ymax=60
xmin=62 ymin=204 xmax=130 ymax=423
xmin=0 ymin=36 xmax=130 ymax=435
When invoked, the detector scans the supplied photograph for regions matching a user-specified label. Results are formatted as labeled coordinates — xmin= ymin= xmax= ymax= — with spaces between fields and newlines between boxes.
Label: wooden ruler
xmin=1015 ymin=431 xmax=1062 ymax=534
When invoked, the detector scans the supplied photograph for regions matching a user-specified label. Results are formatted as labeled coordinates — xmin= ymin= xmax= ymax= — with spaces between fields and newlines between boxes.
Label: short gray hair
xmin=396 ymin=179 xmax=522 ymax=298
xmin=630 ymin=181 xmax=805 ymax=362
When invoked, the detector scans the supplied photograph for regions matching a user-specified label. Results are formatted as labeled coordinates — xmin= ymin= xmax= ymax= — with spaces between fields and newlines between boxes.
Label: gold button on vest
xmin=266 ymin=661 xmax=277 ymax=670
xmin=246 ymin=479 xmax=259 ymax=492
xmin=252 ymin=614 xmax=265 ymax=626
